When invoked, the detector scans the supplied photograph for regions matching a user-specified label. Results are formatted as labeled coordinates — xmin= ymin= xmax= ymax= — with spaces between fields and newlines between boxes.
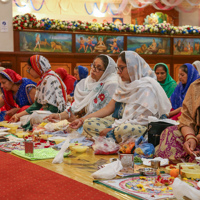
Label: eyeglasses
xmin=91 ymin=64 xmax=105 ymax=73
xmin=116 ymin=66 xmax=127 ymax=73
xmin=26 ymin=66 xmax=32 ymax=74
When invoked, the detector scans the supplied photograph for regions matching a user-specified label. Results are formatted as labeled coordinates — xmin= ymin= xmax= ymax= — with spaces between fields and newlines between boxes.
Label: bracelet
xmin=79 ymin=118 xmax=84 ymax=125
xmin=58 ymin=114 xmax=61 ymax=121
xmin=184 ymin=133 xmax=196 ymax=140
xmin=14 ymin=114 xmax=19 ymax=120
xmin=186 ymin=135 xmax=198 ymax=144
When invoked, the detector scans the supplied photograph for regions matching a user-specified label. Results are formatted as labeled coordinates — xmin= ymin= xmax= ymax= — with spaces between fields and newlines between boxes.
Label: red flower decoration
xmin=98 ymin=93 xmax=105 ymax=101
xmin=94 ymin=98 xmax=97 ymax=103
xmin=100 ymin=83 xmax=103 ymax=86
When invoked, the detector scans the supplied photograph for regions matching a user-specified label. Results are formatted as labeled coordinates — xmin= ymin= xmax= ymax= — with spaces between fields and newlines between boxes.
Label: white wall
xmin=179 ymin=9 xmax=200 ymax=26
xmin=0 ymin=1 xmax=13 ymax=52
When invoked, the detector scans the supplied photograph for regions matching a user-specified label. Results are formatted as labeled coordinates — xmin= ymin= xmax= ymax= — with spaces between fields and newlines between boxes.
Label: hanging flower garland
xmin=12 ymin=13 xmax=200 ymax=35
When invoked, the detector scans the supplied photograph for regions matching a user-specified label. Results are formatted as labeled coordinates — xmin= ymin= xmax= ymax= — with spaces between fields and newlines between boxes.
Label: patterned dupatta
xmin=30 ymin=55 xmax=67 ymax=111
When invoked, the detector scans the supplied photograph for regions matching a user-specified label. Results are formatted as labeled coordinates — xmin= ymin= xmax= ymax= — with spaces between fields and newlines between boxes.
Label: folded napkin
xmin=172 ymin=178 xmax=200 ymax=200
xmin=12 ymin=148 xmax=70 ymax=160
xmin=92 ymin=159 xmax=123 ymax=179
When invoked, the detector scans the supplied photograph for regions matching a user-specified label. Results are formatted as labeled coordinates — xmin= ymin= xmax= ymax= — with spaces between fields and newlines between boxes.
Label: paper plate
xmin=0 ymin=127 xmax=10 ymax=132
xmin=35 ymin=110 xmax=52 ymax=114
xmin=142 ymin=158 xmax=169 ymax=167
xmin=0 ymin=131 xmax=10 ymax=136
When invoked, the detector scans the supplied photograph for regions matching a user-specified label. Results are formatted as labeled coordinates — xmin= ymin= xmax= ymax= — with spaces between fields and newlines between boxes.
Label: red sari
xmin=0 ymin=69 xmax=33 ymax=120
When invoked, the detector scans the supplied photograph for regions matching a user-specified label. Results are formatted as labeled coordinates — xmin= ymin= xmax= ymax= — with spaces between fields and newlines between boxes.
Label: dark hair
xmin=179 ymin=64 xmax=188 ymax=74
xmin=118 ymin=52 xmax=126 ymax=64
xmin=95 ymin=55 xmax=109 ymax=69
xmin=0 ymin=73 xmax=21 ymax=85
xmin=154 ymin=64 xmax=167 ymax=73
xmin=0 ymin=73 xmax=10 ymax=81
xmin=27 ymin=58 xmax=32 ymax=67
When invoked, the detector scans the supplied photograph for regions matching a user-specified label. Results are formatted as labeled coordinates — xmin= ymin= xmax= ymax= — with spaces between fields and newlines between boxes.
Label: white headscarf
xmin=71 ymin=55 xmax=118 ymax=115
xmin=192 ymin=60 xmax=200 ymax=74
xmin=112 ymin=51 xmax=171 ymax=126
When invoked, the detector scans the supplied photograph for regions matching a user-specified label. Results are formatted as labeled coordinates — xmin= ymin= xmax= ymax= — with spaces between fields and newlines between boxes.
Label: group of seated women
xmin=0 ymin=51 xmax=200 ymax=160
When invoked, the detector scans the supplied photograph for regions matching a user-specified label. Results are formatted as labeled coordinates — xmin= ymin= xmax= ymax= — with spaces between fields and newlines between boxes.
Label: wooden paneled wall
xmin=0 ymin=30 xmax=199 ymax=83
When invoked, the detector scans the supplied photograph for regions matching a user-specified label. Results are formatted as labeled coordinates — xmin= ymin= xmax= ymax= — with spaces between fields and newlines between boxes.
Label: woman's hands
xmin=44 ymin=113 xmax=60 ymax=122
xmin=69 ymin=118 xmax=84 ymax=129
xmin=99 ymin=128 xmax=114 ymax=137
xmin=183 ymin=138 xmax=197 ymax=155
xmin=9 ymin=113 xmax=20 ymax=122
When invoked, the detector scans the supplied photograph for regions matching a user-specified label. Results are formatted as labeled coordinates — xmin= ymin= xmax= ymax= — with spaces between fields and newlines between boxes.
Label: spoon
xmin=191 ymin=152 xmax=200 ymax=163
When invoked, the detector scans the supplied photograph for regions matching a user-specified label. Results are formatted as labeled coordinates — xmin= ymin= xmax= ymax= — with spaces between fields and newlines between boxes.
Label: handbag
xmin=148 ymin=121 xmax=174 ymax=147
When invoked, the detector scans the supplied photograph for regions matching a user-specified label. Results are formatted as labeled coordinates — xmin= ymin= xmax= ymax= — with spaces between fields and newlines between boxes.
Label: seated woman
xmin=69 ymin=51 xmax=171 ymax=143
xmin=192 ymin=60 xmax=200 ymax=74
xmin=10 ymin=55 xmax=67 ymax=128
xmin=168 ymin=63 xmax=199 ymax=120
xmin=55 ymin=68 xmax=77 ymax=95
xmin=45 ymin=55 xmax=118 ymax=122
xmin=154 ymin=63 xmax=177 ymax=98
xmin=68 ymin=65 xmax=88 ymax=102
xmin=0 ymin=69 xmax=36 ymax=121
xmin=155 ymin=79 xmax=200 ymax=163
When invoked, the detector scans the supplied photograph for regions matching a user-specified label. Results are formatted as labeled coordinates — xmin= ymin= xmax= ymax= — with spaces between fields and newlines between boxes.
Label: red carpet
xmin=0 ymin=151 xmax=117 ymax=200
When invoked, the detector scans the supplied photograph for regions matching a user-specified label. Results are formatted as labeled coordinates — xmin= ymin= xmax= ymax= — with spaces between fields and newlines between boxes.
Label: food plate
xmin=48 ymin=136 xmax=67 ymax=144
xmin=0 ymin=131 xmax=10 ymax=136
xmin=0 ymin=127 xmax=10 ymax=132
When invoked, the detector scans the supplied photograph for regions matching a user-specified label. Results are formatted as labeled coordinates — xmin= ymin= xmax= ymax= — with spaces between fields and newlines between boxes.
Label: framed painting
xmin=174 ymin=38 xmax=200 ymax=55
xmin=75 ymin=34 xmax=124 ymax=54
xmin=19 ymin=31 xmax=72 ymax=53
xmin=127 ymin=36 xmax=170 ymax=55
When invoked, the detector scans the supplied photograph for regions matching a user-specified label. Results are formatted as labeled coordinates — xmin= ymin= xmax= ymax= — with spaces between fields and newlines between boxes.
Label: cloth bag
xmin=148 ymin=121 xmax=173 ymax=147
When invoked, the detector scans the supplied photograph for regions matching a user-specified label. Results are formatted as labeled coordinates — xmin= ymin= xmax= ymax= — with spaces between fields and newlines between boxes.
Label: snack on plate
xmin=44 ymin=120 xmax=70 ymax=132
xmin=15 ymin=131 xmax=30 ymax=138
xmin=0 ymin=121 xmax=19 ymax=134
xmin=53 ymin=120 xmax=69 ymax=130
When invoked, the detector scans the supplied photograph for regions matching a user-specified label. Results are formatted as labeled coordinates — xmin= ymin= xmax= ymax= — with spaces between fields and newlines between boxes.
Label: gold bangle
xmin=14 ymin=114 xmax=19 ymax=120
xmin=186 ymin=135 xmax=198 ymax=144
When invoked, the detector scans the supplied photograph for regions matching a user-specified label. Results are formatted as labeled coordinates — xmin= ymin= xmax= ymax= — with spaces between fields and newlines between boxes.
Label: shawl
xmin=112 ymin=51 xmax=171 ymax=127
xmin=154 ymin=63 xmax=177 ymax=98
xmin=78 ymin=65 xmax=89 ymax=80
xmin=55 ymin=68 xmax=77 ymax=94
xmin=170 ymin=63 xmax=200 ymax=109
xmin=179 ymin=79 xmax=200 ymax=134
xmin=71 ymin=55 xmax=118 ymax=115
xmin=30 ymin=55 xmax=67 ymax=112
xmin=192 ymin=60 xmax=200 ymax=74
xmin=0 ymin=69 xmax=23 ymax=110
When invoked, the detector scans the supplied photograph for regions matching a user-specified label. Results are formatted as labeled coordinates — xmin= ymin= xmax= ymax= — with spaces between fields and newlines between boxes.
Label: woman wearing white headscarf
xmin=192 ymin=60 xmax=200 ymax=74
xmin=70 ymin=51 xmax=171 ymax=143
xmin=45 ymin=55 xmax=118 ymax=122
xmin=10 ymin=55 xmax=67 ymax=129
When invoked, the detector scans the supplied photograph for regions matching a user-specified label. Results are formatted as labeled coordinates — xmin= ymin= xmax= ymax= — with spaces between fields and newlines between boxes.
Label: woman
xmin=69 ymin=65 xmax=88 ymax=99
xmin=10 ymin=55 xmax=67 ymax=127
xmin=55 ymin=68 xmax=77 ymax=95
xmin=192 ymin=60 xmax=200 ymax=74
xmin=168 ymin=63 xmax=199 ymax=120
xmin=155 ymin=79 xmax=200 ymax=163
xmin=0 ymin=69 xmax=36 ymax=121
xmin=154 ymin=63 xmax=177 ymax=98
xmin=45 ymin=55 xmax=118 ymax=122
xmin=69 ymin=51 xmax=171 ymax=143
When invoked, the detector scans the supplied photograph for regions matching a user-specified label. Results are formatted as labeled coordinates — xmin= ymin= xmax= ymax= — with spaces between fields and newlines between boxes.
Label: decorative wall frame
xmin=19 ymin=31 xmax=72 ymax=53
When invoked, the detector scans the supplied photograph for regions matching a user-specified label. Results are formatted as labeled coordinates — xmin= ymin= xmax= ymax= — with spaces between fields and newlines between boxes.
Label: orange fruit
xmin=170 ymin=168 xmax=179 ymax=178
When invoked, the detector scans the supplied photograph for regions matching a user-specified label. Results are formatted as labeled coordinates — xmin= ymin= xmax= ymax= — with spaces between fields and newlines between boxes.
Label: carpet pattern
xmin=0 ymin=151 xmax=117 ymax=200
